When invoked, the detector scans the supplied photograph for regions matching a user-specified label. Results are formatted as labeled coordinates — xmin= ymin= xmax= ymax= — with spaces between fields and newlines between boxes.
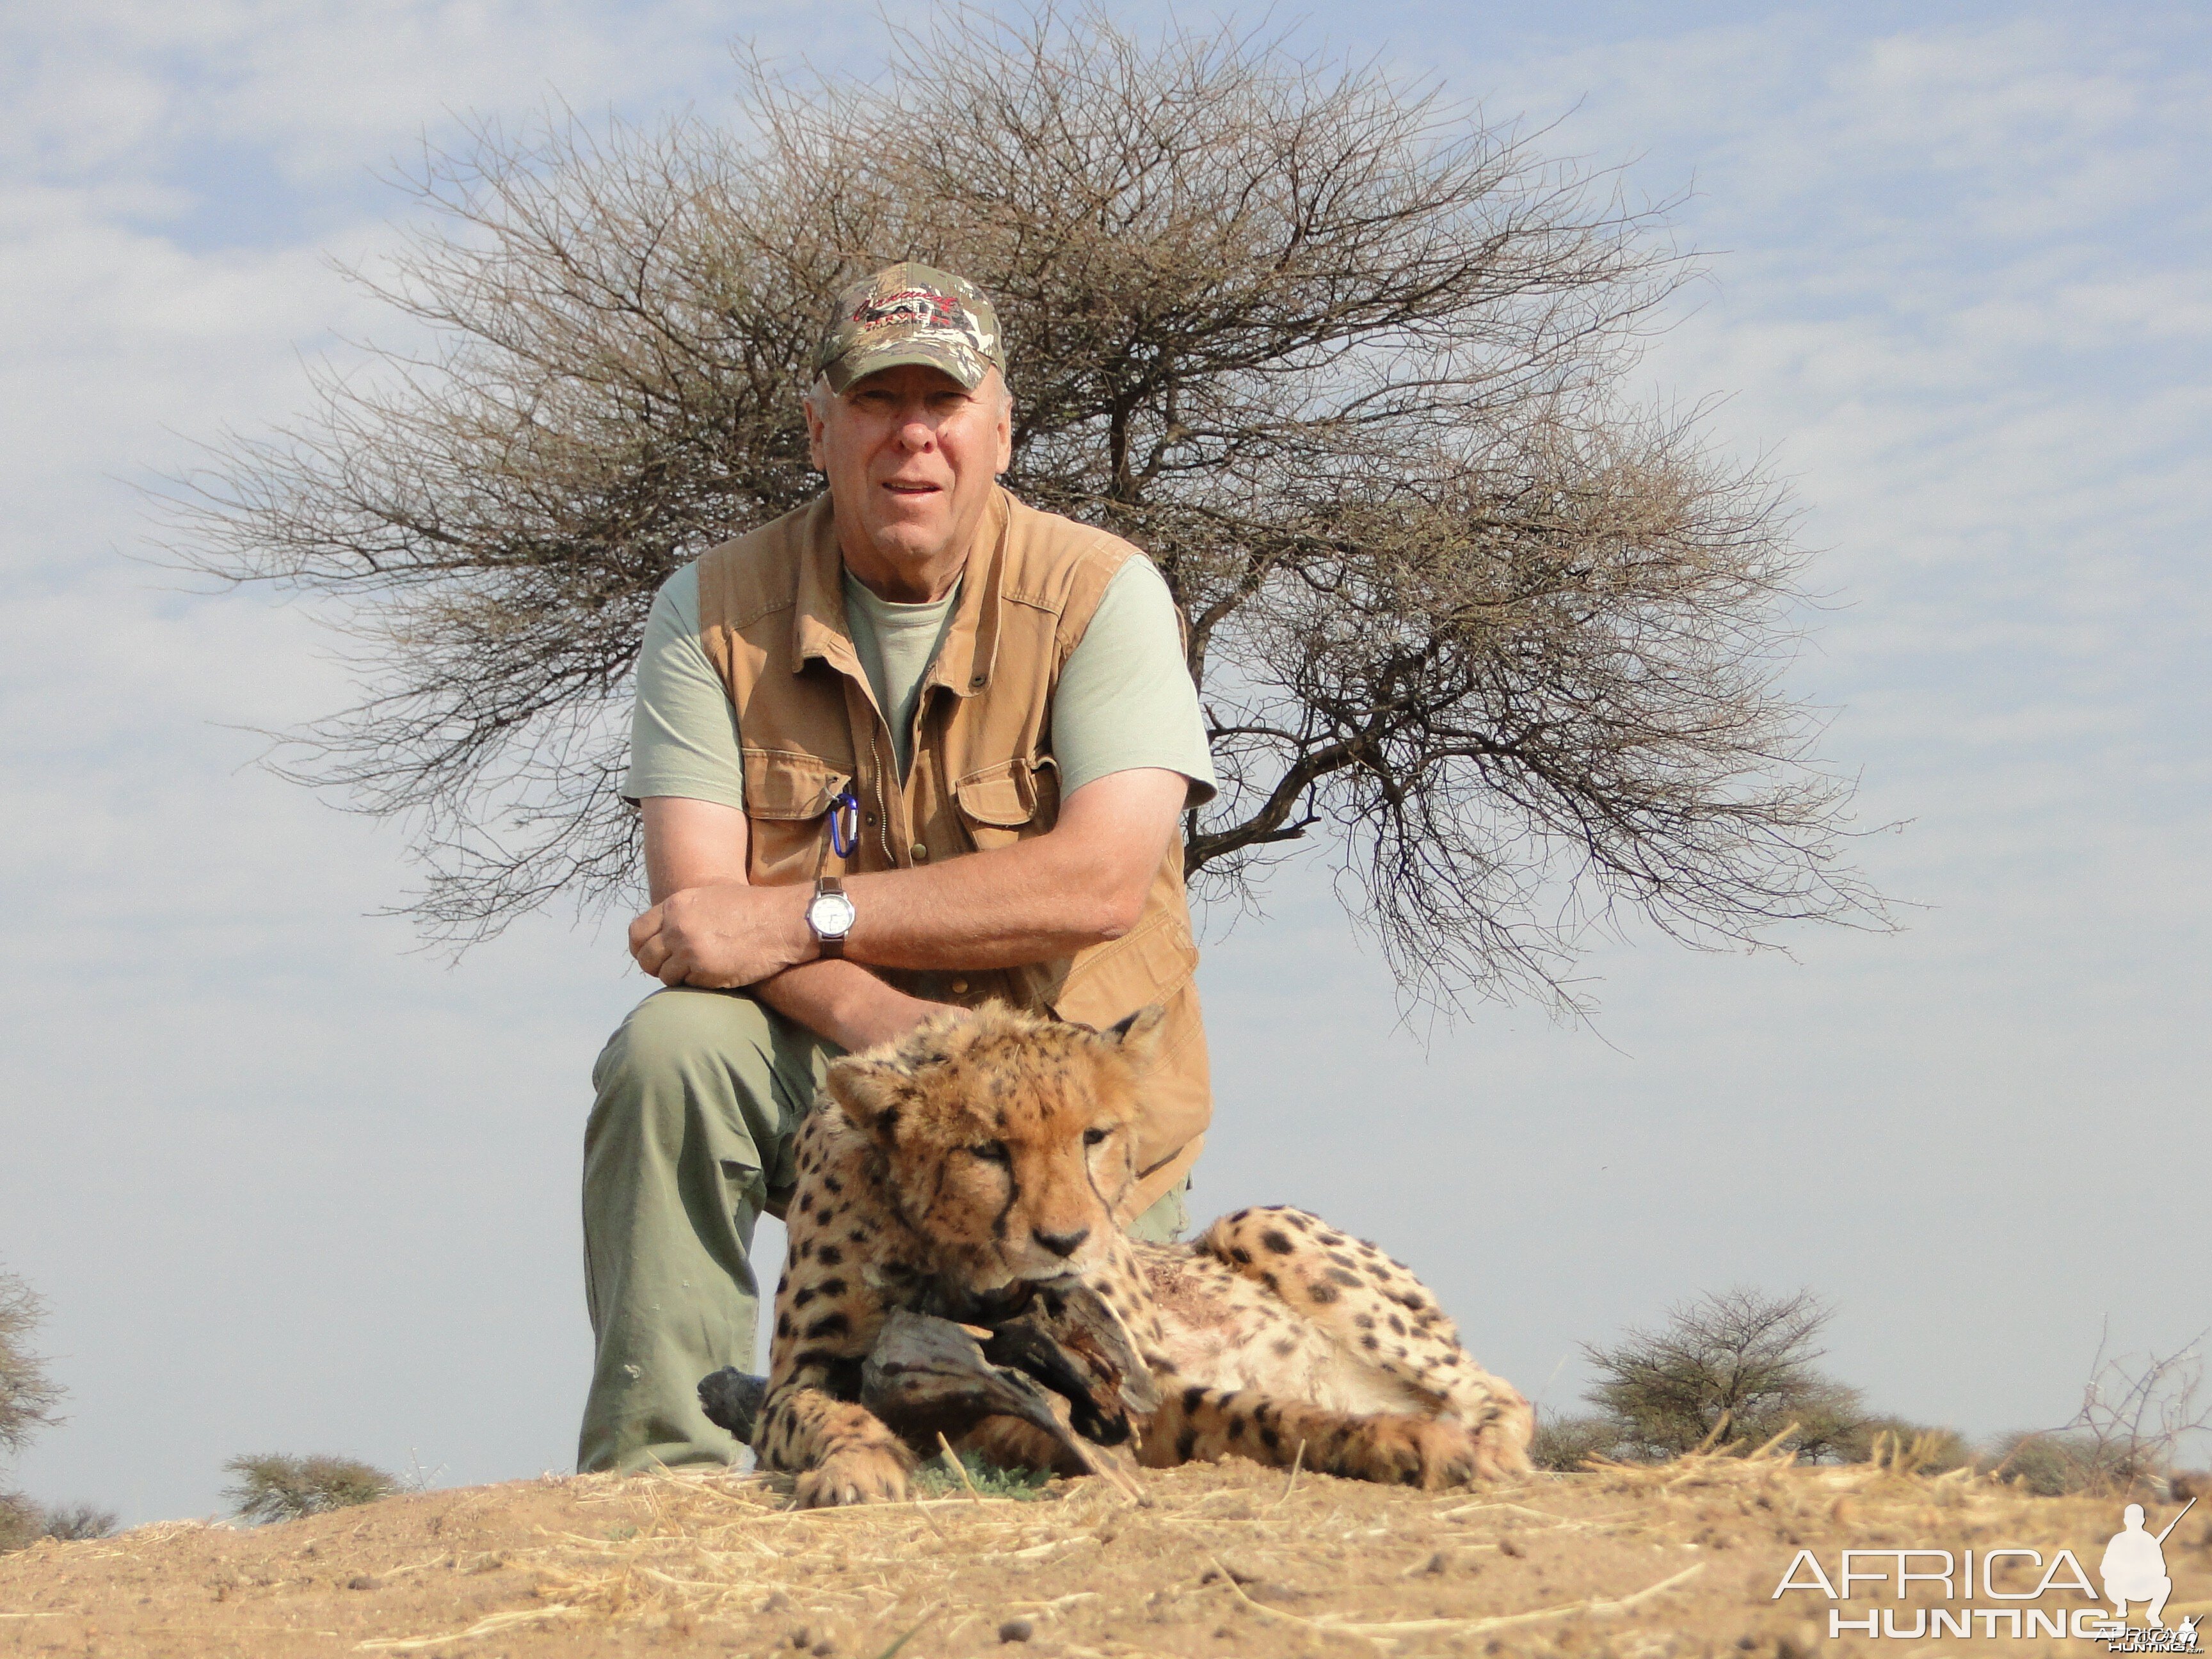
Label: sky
xmin=1 ymin=1 xmax=2206 ymax=1525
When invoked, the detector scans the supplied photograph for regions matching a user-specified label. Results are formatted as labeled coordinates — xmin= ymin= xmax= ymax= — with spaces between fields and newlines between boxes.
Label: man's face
xmin=805 ymin=362 xmax=1013 ymax=579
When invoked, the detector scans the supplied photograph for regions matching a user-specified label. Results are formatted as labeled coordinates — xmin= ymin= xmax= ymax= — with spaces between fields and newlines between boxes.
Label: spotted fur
xmin=751 ymin=1002 xmax=1534 ymax=1505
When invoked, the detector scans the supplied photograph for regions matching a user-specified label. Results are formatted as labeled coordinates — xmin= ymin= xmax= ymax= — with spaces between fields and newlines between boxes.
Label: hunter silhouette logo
xmin=1770 ymin=1495 xmax=2202 ymax=1647
xmin=2101 ymin=1500 xmax=2192 ymax=1628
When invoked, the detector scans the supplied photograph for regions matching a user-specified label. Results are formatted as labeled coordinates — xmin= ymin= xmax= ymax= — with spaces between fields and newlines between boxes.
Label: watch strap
xmin=812 ymin=875 xmax=848 ymax=959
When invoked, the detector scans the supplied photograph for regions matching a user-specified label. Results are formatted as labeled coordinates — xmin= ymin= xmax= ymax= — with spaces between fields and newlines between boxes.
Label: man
xmin=579 ymin=263 xmax=1219 ymax=1474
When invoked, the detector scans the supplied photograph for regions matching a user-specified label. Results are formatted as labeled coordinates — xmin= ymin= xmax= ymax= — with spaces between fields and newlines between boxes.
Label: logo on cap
xmin=815 ymin=262 xmax=1006 ymax=394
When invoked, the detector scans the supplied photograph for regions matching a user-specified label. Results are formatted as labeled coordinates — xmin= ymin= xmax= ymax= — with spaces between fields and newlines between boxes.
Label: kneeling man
xmin=579 ymin=264 xmax=1218 ymax=1473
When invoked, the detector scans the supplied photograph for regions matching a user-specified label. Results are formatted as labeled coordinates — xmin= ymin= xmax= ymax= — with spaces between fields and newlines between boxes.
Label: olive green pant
xmin=578 ymin=987 xmax=1189 ymax=1475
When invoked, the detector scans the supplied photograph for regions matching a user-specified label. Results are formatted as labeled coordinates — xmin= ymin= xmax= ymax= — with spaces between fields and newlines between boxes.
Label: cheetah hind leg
xmin=1196 ymin=1205 xmax=1534 ymax=1478
xmin=1142 ymin=1381 xmax=1479 ymax=1490
xmin=949 ymin=1414 xmax=1093 ymax=1479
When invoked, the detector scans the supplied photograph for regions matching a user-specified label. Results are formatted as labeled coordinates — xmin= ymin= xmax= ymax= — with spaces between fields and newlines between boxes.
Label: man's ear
xmin=824 ymin=1057 xmax=906 ymax=1144
xmin=1099 ymin=1004 xmax=1167 ymax=1066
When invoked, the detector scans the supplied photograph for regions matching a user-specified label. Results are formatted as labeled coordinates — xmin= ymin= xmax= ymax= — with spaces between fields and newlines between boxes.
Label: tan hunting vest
xmin=694 ymin=487 xmax=1210 ymax=1217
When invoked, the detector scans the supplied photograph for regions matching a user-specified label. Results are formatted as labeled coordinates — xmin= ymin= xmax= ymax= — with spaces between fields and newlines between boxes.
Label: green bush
xmin=222 ymin=1454 xmax=398 ymax=1523
xmin=1987 ymin=1431 xmax=2153 ymax=1496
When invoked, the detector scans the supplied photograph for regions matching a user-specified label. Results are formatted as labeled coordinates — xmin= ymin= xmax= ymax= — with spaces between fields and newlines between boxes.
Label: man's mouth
xmin=882 ymin=480 xmax=941 ymax=496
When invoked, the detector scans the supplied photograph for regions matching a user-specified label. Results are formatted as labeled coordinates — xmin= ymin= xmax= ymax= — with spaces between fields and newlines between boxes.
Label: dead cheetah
xmin=750 ymin=1002 xmax=1534 ymax=1507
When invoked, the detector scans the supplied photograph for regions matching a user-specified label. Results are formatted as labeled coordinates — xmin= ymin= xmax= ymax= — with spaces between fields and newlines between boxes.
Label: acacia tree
xmin=1583 ymin=1287 xmax=1865 ymax=1461
xmin=169 ymin=8 xmax=1880 ymax=1009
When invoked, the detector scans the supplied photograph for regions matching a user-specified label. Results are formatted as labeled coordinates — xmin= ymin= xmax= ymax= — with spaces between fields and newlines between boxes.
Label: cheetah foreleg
xmin=1142 ymin=1382 xmax=1479 ymax=1491
xmin=755 ymin=1385 xmax=917 ymax=1508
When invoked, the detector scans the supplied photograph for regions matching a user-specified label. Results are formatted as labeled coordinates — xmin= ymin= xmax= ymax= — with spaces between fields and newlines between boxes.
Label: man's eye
xmin=969 ymin=1141 xmax=1011 ymax=1164
xmin=1082 ymin=1128 xmax=1110 ymax=1147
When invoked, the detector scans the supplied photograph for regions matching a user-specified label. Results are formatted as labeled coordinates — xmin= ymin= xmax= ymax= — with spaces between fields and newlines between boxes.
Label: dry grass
xmin=3 ymin=1443 xmax=2208 ymax=1657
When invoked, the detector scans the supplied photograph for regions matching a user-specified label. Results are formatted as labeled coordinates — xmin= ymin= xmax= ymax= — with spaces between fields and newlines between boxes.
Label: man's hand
xmin=627 ymin=880 xmax=809 ymax=988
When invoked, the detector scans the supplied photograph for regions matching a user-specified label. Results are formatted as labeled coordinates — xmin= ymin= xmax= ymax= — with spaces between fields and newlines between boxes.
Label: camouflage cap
xmin=813 ymin=262 xmax=1006 ymax=394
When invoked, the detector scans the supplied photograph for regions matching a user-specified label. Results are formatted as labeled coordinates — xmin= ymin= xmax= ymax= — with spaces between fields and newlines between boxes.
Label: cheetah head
xmin=822 ymin=1000 xmax=1166 ymax=1290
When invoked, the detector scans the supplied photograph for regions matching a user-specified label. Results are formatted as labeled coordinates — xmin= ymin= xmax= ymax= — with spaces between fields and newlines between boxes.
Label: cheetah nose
xmin=1032 ymin=1226 xmax=1090 ymax=1258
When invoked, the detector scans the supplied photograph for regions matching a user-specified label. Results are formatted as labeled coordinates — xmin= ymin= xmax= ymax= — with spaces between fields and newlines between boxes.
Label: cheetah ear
xmin=1098 ymin=1004 xmax=1168 ymax=1066
xmin=824 ymin=1057 xmax=906 ymax=1144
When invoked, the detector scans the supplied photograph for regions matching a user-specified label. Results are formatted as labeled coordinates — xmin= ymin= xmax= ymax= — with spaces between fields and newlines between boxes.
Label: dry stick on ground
xmin=1209 ymin=1551 xmax=1708 ymax=1644
xmin=934 ymin=1434 xmax=985 ymax=1503
xmin=356 ymin=1604 xmax=579 ymax=1653
xmin=1269 ymin=1439 xmax=1309 ymax=1512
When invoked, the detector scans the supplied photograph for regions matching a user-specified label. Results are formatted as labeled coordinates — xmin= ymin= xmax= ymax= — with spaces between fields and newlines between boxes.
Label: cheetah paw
xmin=792 ymin=1447 xmax=910 ymax=1509
xmin=1468 ymin=1391 xmax=1537 ymax=1479
xmin=1353 ymin=1416 xmax=1480 ymax=1490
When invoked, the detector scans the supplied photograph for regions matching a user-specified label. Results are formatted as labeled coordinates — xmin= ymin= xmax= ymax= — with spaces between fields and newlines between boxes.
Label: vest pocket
xmin=741 ymin=749 xmax=852 ymax=886
xmin=952 ymin=757 xmax=1045 ymax=851
xmin=1049 ymin=911 xmax=1199 ymax=1029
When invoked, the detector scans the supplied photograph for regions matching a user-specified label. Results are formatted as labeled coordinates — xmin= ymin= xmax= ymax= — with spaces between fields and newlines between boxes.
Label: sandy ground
xmin=3 ymin=1447 xmax=2206 ymax=1658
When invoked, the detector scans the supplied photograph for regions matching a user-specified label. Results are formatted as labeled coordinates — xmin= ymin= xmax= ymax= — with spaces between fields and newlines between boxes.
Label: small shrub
xmin=1529 ymin=1413 xmax=1626 ymax=1471
xmin=223 ymin=1454 xmax=398 ymax=1523
xmin=37 ymin=1502 xmax=118 ymax=1541
xmin=1987 ymin=1431 xmax=2152 ymax=1497
xmin=0 ymin=1493 xmax=113 ymax=1551
xmin=912 ymin=1450 xmax=1051 ymax=1501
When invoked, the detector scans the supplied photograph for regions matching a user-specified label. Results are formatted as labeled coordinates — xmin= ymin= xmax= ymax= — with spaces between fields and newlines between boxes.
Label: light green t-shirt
xmin=842 ymin=572 xmax=960 ymax=781
xmin=623 ymin=554 xmax=1217 ymax=808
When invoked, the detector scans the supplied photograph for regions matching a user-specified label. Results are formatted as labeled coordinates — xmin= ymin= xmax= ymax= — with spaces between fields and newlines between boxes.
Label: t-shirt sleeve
xmin=1050 ymin=556 xmax=1219 ymax=806
xmin=622 ymin=563 xmax=747 ymax=809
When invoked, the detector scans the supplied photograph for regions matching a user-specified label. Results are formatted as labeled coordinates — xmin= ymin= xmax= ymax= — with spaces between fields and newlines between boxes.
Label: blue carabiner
xmin=828 ymin=787 xmax=859 ymax=859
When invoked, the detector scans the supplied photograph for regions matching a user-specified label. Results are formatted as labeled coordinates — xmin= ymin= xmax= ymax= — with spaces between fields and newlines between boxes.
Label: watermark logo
xmin=1771 ymin=1496 xmax=2199 ymax=1649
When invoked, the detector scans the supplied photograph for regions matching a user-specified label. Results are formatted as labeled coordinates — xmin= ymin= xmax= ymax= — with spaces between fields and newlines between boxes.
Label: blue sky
xmin=2 ymin=2 xmax=2206 ymax=1523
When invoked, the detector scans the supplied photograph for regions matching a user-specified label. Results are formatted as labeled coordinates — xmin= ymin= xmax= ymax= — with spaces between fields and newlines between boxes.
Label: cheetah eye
xmin=1082 ymin=1127 xmax=1110 ymax=1147
xmin=968 ymin=1141 xmax=1011 ymax=1164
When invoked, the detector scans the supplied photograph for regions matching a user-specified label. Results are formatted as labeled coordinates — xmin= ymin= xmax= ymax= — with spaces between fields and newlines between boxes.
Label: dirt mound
xmin=4 ymin=1450 xmax=2206 ymax=1656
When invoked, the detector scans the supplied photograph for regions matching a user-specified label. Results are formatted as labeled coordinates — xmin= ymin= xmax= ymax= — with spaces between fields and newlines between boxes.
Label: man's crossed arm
xmin=627 ymin=767 xmax=1188 ymax=1053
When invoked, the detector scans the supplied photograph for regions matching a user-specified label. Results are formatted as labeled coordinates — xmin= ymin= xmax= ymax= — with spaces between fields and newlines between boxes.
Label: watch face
xmin=810 ymin=891 xmax=856 ymax=937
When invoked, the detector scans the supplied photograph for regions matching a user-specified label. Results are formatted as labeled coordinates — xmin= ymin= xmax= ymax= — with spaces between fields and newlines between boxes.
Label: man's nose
xmin=1032 ymin=1226 xmax=1090 ymax=1259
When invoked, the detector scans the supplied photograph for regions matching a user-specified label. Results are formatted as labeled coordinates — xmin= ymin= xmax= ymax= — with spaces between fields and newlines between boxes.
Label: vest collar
xmin=790 ymin=487 xmax=1009 ymax=700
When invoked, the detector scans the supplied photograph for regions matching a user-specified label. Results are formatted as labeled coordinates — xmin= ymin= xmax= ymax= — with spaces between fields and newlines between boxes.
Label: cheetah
xmin=751 ymin=1002 xmax=1535 ymax=1507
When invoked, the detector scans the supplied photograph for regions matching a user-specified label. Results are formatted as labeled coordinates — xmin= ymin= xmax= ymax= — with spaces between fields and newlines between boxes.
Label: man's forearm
xmin=836 ymin=829 xmax=1142 ymax=969
xmin=630 ymin=770 xmax=1185 ymax=994
xmin=755 ymin=959 xmax=944 ymax=1055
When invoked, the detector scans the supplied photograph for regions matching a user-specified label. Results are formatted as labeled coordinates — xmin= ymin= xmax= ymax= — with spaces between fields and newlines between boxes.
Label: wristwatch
xmin=805 ymin=876 xmax=856 ymax=959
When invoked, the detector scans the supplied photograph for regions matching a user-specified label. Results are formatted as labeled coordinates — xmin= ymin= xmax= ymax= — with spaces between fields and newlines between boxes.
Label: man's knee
xmin=587 ymin=988 xmax=784 ymax=1150
xmin=599 ymin=988 xmax=775 ymax=1085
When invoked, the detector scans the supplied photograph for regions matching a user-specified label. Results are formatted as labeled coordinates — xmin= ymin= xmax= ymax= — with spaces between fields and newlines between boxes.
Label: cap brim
xmin=821 ymin=335 xmax=992 ymax=394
